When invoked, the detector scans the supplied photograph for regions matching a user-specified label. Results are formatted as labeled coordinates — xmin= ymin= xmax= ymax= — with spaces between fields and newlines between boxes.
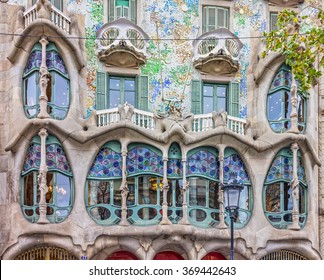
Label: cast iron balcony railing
xmin=192 ymin=28 xmax=243 ymax=75
xmin=96 ymin=18 xmax=149 ymax=68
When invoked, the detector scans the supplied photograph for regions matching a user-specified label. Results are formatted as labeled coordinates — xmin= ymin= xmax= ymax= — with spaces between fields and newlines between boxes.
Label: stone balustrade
xmin=96 ymin=107 xmax=246 ymax=135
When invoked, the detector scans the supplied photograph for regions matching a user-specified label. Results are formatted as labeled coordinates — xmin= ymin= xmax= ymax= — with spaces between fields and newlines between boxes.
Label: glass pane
xmin=203 ymin=85 xmax=213 ymax=97
xmin=267 ymin=91 xmax=282 ymax=121
xmin=127 ymin=177 xmax=135 ymax=206
xmin=124 ymin=90 xmax=135 ymax=106
xmin=137 ymin=207 xmax=157 ymax=220
xmin=208 ymin=8 xmax=216 ymax=30
xmin=138 ymin=176 xmax=157 ymax=205
xmin=284 ymin=91 xmax=291 ymax=119
xmin=239 ymin=185 xmax=249 ymax=210
xmin=284 ymin=183 xmax=293 ymax=211
xmin=124 ymin=80 xmax=135 ymax=91
xmin=203 ymin=96 xmax=213 ymax=114
xmin=55 ymin=173 xmax=71 ymax=207
xmin=90 ymin=207 xmax=110 ymax=220
xmin=299 ymin=186 xmax=306 ymax=213
xmin=189 ymin=209 xmax=207 ymax=222
xmin=209 ymin=181 xmax=219 ymax=209
xmin=297 ymin=97 xmax=305 ymax=122
xmin=46 ymin=172 xmax=54 ymax=204
xmin=54 ymin=74 xmax=69 ymax=107
xmin=24 ymin=173 xmax=34 ymax=206
xmin=265 ymin=183 xmax=280 ymax=212
xmin=24 ymin=74 xmax=38 ymax=116
xmin=217 ymin=86 xmax=227 ymax=112
xmin=88 ymin=181 xmax=110 ymax=205
xmin=112 ymin=179 xmax=122 ymax=206
xmin=109 ymin=90 xmax=121 ymax=108
xmin=110 ymin=78 xmax=120 ymax=90
xmin=189 ymin=178 xmax=206 ymax=207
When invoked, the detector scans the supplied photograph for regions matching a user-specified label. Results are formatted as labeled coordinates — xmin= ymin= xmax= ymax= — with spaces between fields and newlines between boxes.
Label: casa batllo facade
xmin=0 ymin=0 xmax=323 ymax=260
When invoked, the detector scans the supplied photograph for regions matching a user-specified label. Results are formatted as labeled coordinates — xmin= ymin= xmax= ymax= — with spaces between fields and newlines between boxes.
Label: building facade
xmin=0 ymin=0 xmax=323 ymax=260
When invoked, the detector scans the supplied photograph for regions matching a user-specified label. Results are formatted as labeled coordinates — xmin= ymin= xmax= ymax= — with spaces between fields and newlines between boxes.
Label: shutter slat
xmin=130 ymin=0 xmax=136 ymax=23
xmin=138 ymin=75 xmax=149 ymax=111
xmin=108 ymin=0 xmax=116 ymax=22
xmin=96 ymin=72 xmax=107 ymax=111
xmin=229 ymin=82 xmax=240 ymax=117
xmin=270 ymin=12 xmax=278 ymax=32
xmin=191 ymin=80 xmax=202 ymax=114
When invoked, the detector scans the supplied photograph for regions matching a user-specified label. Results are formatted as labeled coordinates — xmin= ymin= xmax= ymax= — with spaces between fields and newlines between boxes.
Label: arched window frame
xmin=21 ymin=135 xmax=73 ymax=223
xmin=23 ymin=43 xmax=70 ymax=120
xmin=85 ymin=141 xmax=123 ymax=226
xmin=263 ymin=148 xmax=308 ymax=229
xmin=126 ymin=143 xmax=164 ymax=225
xmin=186 ymin=147 xmax=220 ymax=228
xmin=223 ymin=148 xmax=252 ymax=228
xmin=267 ymin=64 xmax=306 ymax=133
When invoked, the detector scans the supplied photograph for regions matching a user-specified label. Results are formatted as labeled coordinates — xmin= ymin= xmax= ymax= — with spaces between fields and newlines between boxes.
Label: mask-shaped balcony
xmin=96 ymin=18 xmax=149 ymax=68
xmin=192 ymin=28 xmax=243 ymax=75
xmin=268 ymin=0 xmax=304 ymax=7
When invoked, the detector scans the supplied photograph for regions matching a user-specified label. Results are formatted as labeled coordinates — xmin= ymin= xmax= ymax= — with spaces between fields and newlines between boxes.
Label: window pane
xmin=54 ymin=74 xmax=69 ymax=107
xmin=265 ymin=183 xmax=280 ymax=212
xmin=110 ymin=78 xmax=120 ymax=90
xmin=56 ymin=173 xmax=71 ymax=207
xmin=189 ymin=178 xmax=206 ymax=207
xmin=299 ymin=186 xmax=306 ymax=213
xmin=203 ymin=85 xmax=213 ymax=97
xmin=217 ymin=86 xmax=227 ymax=112
xmin=297 ymin=96 xmax=305 ymax=122
xmin=284 ymin=91 xmax=291 ymax=119
xmin=109 ymin=90 xmax=121 ymax=108
xmin=267 ymin=91 xmax=282 ymax=121
xmin=112 ymin=179 xmax=122 ymax=206
xmin=209 ymin=181 xmax=219 ymax=209
xmin=139 ymin=176 xmax=158 ymax=205
xmin=24 ymin=74 xmax=38 ymax=116
xmin=124 ymin=80 xmax=135 ymax=91
xmin=24 ymin=173 xmax=34 ymax=206
xmin=203 ymin=96 xmax=213 ymax=114
xmin=127 ymin=177 xmax=135 ymax=205
xmin=239 ymin=185 xmax=249 ymax=210
xmin=46 ymin=172 xmax=54 ymax=204
xmin=125 ymin=91 xmax=135 ymax=106
xmin=284 ymin=183 xmax=293 ymax=211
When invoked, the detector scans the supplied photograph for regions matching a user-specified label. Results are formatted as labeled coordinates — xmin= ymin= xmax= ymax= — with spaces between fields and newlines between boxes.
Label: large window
xmin=21 ymin=135 xmax=73 ymax=223
xmin=23 ymin=43 xmax=70 ymax=119
xmin=269 ymin=12 xmax=279 ymax=32
xmin=263 ymin=148 xmax=307 ymax=229
xmin=96 ymin=72 xmax=148 ymax=111
xmin=267 ymin=64 xmax=306 ymax=133
xmin=202 ymin=5 xmax=229 ymax=33
xmin=191 ymin=81 xmax=239 ymax=117
xmin=108 ymin=0 xmax=137 ymax=23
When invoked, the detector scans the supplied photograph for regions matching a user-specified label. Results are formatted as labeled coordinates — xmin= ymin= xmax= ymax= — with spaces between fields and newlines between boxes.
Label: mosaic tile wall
xmin=8 ymin=0 xmax=317 ymax=118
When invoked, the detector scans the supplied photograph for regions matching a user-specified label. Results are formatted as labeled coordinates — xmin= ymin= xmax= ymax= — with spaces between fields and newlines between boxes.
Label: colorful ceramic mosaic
xmin=269 ymin=67 xmax=292 ymax=91
xmin=187 ymin=150 xmax=219 ymax=180
xmin=127 ymin=147 xmax=164 ymax=175
xmin=167 ymin=158 xmax=183 ymax=178
xmin=88 ymin=147 xmax=122 ymax=178
xmin=223 ymin=154 xmax=250 ymax=184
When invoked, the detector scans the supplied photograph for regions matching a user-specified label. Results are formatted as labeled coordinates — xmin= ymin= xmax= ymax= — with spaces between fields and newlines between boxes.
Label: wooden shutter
xmin=116 ymin=6 xmax=122 ymax=19
xmin=270 ymin=12 xmax=278 ymax=32
xmin=123 ymin=6 xmax=129 ymax=19
xmin=130 ymin=0 xmax=136 ymax=23
xmin=191 ymin=80 xmax=202 ymax=114
xmin=108 ymin=0 xmax=116 ymax=22
xmin=228 ymin=82 xmax=240 ymax=117
xmin=207 ymin=7 xmax=216 ymax=32
xmin=137 ymin=75 xmax=149 ymax=111
xmin=96 ymin=71 xmax=107 ymax=111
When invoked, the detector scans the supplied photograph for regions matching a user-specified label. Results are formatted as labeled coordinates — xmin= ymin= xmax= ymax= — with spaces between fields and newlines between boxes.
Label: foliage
xmin=262 ymin=8 xmax=324 ymax=94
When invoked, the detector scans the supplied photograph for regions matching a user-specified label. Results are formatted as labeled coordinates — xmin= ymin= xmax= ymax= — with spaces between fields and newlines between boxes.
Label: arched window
xmin=23 ymin=43 xmax=70 ymax=119
xmin=202 ymin=252 xmax=226 ymax=260
xmin=126 ymin=144 xmax=164 ymax=225
xmin=14 ymin=245 xmax=78 ymax=260
xmin=263 ymin=148 xmax=307 ymax=229
xmin=153 ymin=251 xmax=184 ymax=260
xmin=187 ymin=147 xmax=220 ymax=227
xmin=167 ymin=142 xmax=183 ymax=223
xmin=85 ymin=141 xmax=123 ymax=225
xmin=106 ymin=251 xmax=139 ymax=260
xmin=267 ymin=64 xmax=306 ymax=133
xmin=21 ymin=135 xmax=73 ymax=223
xmin=223 ymin=148 xmax=252 ymax=228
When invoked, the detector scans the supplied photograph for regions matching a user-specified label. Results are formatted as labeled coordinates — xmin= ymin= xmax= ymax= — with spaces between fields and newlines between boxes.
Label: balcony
xmin=96 ymin=18 xmax=149 ymax=68
xmin=192 ymin=28 xmax=243 ymax=75
xmin=268 ymin=0 xmax=304 ymax=7
xmin=23 ymin=4 xmax=71 ymax=34
xmin=96 ymin=107 xmax=246 ymax=135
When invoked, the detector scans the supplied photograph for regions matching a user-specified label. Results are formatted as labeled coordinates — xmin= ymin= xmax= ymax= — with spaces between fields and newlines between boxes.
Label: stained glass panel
xmin=223 ymin=154 xmax=250 ymax=184
xmin=187 ymin=150 xmax=219 ymax=180
xmin=127 ymin=147 xmax=163 ymax=175
xmin=46 ymin=143 xmax=72 ymax=175
xmin=88 ymin=147 xmax=122 ymax=178
xmin=167 ymin=158 xmax=183 ymax=178
xmin=24 ymin=50 xmax=42 ymax=73
xmin=46 ymin=50 xmax=68 ymax=75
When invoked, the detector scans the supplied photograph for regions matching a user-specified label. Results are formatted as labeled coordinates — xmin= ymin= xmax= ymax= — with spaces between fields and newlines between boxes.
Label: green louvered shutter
xmin=108 ymin=0 xmax=116 ymax=22
xmin=96 ymin=72 xmax=107 ymax=111
xmin=137 ymin=75 xmax=148 ymax=111
xmin=130 ymin=0 xmax=136 ymax=23
xmin=191 ymin=80 xmax=202 ymax=114
xmin=270 ymin=12 xmax=278 ymax=32
xmin=228 ymin=82 xmax=240 ymax=117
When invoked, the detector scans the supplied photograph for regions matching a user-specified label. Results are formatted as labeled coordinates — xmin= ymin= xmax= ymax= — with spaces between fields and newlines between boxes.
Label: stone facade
xmin=0 ymin=0 xmax=323 ymax=260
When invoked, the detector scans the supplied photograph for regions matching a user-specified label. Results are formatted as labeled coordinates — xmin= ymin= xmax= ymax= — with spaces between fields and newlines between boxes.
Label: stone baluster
xmin=217 ymin=148 xmax=227 ymax=229
xmin=37 ymin=128 xmax=50 ymax=224
xmin=288 ymin=142 xmax=301 ymax=230
xmin=119 ymin=149 xmax=129 ymax=226
xmin=160 ymin=157 xmax=171 ymax=225
xmin=179 ymin=157 xmax=190 ymax=225
xmin=37 ymin=36 xmax=51 ymax=119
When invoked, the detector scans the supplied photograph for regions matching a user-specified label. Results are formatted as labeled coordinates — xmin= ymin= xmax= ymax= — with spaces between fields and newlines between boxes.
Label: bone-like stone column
xmin=119 ymin=149 xmax=130 ymax=226
xmin=37 ymin=128 xmax=50 ymax=224
xmin=288 ymin=142 xmax=301 ymax=230
xmin=160 ymin=157 xmax=172 ymax=225
xmin=179 ymin=157 xmax=190 ymax=225
xmin=37 ymin=36 xmax=51 ymax=119
xmin=216 ymin=148 xmax=227 ymax=229
xmin=288 ymin=74 xmax=299 ymax=134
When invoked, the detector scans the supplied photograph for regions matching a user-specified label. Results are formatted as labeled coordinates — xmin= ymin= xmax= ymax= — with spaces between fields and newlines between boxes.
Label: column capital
xmin=39 ymin=36 xmax=49 ymax=46
xmin=38 ymin=128 xmax=48 ymax=138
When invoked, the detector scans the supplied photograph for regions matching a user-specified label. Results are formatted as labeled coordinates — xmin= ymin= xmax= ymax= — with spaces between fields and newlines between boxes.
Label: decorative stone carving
xmin=212 ymin=111 xmax=227 ymax=128
xmin=118 ymin=102 xmax=134 ymax=121
xmin=36 ymin=0 xmax=52 ymax=20
xmin=139 ymin=238 xmax=152 ymax=252
xmin=268 ymin=0 xmax=304 ymax=7
xmin=288 ymin=75 xmax=300 ymax=134
xmin=119 ymin=151 xmax=129 ymax=226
